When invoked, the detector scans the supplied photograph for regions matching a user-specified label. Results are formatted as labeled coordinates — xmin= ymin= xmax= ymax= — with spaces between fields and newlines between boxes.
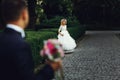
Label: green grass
xmin=26 ymin=26 xmax=85 ymax=67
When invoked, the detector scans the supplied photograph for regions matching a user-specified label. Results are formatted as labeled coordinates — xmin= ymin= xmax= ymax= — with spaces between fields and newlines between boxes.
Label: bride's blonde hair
xmin=61 ymin=19 xmax=67 ymax=25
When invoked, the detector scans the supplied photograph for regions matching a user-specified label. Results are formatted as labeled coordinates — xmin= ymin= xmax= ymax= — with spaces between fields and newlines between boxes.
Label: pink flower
xmin=47 ymin=41 xmax=57 ymax=54
xmin=47 ymin=42 xmax=54 ymax=50
xmin=40 ymin=39 xmax=64 ymax=61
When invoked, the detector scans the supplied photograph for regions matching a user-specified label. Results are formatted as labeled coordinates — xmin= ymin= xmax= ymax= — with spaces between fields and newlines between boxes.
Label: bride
xmin=58 ymin=19 xmax=76 ymax=51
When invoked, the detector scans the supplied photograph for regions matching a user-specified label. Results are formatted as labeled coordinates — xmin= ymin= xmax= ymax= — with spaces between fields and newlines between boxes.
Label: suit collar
xmin=6 ymin=24 xmax=25 ymax=38
xmin=4 ymin=28 xmax=25 ymax=39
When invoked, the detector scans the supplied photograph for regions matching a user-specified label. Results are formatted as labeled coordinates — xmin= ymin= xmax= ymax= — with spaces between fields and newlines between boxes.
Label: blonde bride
xmin=58 ymin=19 xmax=76 ymax=51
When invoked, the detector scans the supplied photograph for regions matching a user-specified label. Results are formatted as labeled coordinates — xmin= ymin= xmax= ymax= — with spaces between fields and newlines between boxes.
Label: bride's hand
xmin=61 ymin=34 xmax=64 ymax=36
xmin=59 ymin=32 xmax=64 ymax=36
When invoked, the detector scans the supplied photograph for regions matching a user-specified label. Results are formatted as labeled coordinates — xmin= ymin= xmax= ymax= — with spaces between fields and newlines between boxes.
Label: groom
xmin=0 ymin=0 xmax=61 ymax=80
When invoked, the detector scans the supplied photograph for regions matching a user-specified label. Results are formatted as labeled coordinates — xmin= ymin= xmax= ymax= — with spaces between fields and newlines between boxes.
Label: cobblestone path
xmin=63 ymin=31 xmax=120 ymax=80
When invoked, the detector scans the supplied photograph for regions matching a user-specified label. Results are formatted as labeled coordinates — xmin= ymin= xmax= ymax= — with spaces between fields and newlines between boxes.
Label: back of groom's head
xmin=1 ymin=0 xmax=29 ymax=28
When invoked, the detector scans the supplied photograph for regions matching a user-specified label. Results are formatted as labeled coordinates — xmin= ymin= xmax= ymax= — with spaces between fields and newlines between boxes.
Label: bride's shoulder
xmin=65 ymin=25 xmax=67 ymax=27
xmin=60 ymin=25 xmax=67 ymax=28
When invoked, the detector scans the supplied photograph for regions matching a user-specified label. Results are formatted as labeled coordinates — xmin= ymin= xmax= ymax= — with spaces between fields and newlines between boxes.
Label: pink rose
xmin=40 ymin=39 xmax=64 ymax=61
xmin=47 ymin=42 xmax=57 ymax=54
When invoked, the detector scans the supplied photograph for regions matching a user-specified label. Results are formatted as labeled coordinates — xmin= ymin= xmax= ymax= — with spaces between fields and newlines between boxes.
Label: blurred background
xmin=1 ymin=0 xmax=120 ymax=30
xmin=1 ymin=0 xmax=120 ymax=67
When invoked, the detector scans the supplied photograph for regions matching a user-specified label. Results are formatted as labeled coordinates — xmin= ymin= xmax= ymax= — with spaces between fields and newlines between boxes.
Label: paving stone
xmin=63 ymin=31 xmax=120 ymax=80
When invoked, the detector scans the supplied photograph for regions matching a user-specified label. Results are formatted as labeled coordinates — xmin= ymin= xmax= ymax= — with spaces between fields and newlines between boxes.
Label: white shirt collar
xmin=7 ymin=24 xmax=25 ymax=38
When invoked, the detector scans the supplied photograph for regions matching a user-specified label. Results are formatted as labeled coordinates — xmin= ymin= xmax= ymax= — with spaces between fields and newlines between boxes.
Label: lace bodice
xmin=58 ymin=25 xmax=67 ymax=32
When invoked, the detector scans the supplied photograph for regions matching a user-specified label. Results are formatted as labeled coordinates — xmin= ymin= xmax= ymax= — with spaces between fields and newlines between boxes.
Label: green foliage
xmin=68 ymin=27 xmax=85 ymax=40
xmin=26 ymin=31 xmax=57 ymax=67
xmin=37 ymin=16 xmax=80 ymax=29
xmin=28 ymin=0 xmax=37 ymax=29
xmin=35 ymin=0 xmax=47 ymax=25
xmin=26 ymin=26 xmax=85 ymax=67
xmin=40 ymin=0 xmax=73 ymax=19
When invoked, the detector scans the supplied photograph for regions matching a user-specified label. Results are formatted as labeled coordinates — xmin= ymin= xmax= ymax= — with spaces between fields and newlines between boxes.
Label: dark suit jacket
xmin=0 ymin=28 xmax=54 ymax=80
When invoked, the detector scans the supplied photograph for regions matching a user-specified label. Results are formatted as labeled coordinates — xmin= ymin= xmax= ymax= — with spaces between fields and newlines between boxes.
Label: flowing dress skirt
xmin=58 ymin=31 xmax=76 ymax=50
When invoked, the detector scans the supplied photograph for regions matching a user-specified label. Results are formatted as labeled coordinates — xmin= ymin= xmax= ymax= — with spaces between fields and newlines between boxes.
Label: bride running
xmin=58 ymin=19 xmax=76 ymax=51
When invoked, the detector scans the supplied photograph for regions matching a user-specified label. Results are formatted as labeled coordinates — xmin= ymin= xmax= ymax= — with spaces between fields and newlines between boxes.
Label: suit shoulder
xmin=15 ymin=40 xmax=30 ymax=48
xmin=7 ymin=36 xmax=29 ymax=49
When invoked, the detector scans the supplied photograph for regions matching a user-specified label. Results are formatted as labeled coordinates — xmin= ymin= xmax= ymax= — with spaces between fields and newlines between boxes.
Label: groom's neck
xmin=7 ymin=21 xmax=25 ymax=30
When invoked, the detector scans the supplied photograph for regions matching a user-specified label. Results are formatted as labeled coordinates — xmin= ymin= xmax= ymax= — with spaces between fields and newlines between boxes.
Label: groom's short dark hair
xmin=1 ymin=0 xmax=28 ymax=23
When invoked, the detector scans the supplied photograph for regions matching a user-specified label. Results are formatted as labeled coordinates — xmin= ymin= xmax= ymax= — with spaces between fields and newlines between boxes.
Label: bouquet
xmin=40 ymin=39 xmax=64 ymax=62
xmin=40 ymin=39 xmax=65 ymax=80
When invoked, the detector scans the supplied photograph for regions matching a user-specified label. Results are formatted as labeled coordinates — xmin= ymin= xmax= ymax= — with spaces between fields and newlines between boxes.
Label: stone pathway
xmin=63 ymin=31 xmax=120 ymax=80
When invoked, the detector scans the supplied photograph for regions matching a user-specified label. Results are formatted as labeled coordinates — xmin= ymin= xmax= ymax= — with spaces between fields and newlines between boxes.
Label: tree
xmin=0 ymin=1 xmax=5 ymax=29
xmin=42 ymin=0 xmax=73 ymax=19
xmin=42 ymin=0 xmax=62 ymax=19
xmin=72 ymin=0 xmax=120 ymax=26
xmin=28 ymin=0 xmax=37 ymax=29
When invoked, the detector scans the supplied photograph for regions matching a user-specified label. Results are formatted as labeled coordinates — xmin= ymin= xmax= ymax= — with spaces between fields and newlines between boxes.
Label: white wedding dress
xmin=58 ymin=25 xmax=76 ymax=51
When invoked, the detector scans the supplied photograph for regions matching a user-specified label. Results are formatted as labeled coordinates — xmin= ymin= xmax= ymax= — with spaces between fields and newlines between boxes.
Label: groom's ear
xmin=21 ymin=7 xmax=29 ymax=28
xmin=21 ymin=8 xmax=29 ymax=21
